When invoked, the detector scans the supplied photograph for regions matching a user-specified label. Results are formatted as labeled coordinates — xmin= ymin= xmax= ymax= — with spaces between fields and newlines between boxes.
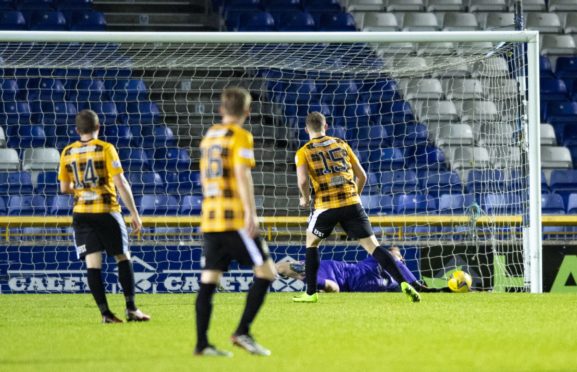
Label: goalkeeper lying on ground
xmin=276 ymin=247 xmax=450 ymax=293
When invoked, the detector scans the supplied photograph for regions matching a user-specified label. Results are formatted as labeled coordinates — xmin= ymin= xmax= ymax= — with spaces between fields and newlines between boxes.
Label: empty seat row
xmin=344 ymin=0 xmax=577 ymax=13
xmin=0 ymin=10 xmax=105 ymax=31
xmin=0 ymin=0 xmax=93 ymax=10
xmin=225 ymin=10 xmax=356 ymax=30
xmin=0 ymin=78 xmax=149 ymax=102
xmin=0 ymin=100 xmax=161 ymax=126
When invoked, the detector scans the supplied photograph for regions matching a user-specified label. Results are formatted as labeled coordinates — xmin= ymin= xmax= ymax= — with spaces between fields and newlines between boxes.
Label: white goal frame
xmin=0 ymin=30 xmax=542 ymax=293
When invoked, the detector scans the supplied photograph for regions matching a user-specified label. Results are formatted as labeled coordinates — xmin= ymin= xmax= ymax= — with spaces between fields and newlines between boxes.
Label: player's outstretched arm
xmin=235 ymin=163 xmax=259 ymax=238
xmin=113 ymin=174 xmax=142 ymax=234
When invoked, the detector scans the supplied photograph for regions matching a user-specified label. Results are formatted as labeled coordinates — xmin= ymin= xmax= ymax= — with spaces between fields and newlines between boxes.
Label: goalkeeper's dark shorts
xmin=307 ymin=203 xmax=373 ymax=240
xmin=72 ymin=212 xmax=129 ymax=260
xmin=202 ymin=230 xmax=270 ymax=272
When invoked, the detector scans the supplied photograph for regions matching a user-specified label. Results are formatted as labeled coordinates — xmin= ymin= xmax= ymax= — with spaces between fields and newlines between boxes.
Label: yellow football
xmin=447 ymin=270 xmax=472 ymax=293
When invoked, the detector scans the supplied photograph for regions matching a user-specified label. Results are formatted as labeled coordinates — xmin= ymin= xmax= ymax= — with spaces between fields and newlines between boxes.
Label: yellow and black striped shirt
xmin=295 ymin=135 xmax=361 ymax=210
xmin=58 ymin=139 xmax=123 ymax=214
xmin=200 ymin=123 xmax=255 ymax=232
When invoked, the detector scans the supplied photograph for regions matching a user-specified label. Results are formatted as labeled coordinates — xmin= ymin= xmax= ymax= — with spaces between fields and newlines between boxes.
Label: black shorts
xmin=202 ymin=231 xmax=270 ymax=272
xmin=308 ymin=203 xmax=373 ymax=240
xmin=72 ymin=212 xmax=128 ymax=260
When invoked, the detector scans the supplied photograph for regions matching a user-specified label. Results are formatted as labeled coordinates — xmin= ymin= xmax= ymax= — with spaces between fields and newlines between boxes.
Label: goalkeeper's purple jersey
xmin=316 ymin=257 xmax=399 ymax=292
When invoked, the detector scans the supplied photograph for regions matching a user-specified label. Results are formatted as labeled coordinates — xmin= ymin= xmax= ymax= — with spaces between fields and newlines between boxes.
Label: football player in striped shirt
xmin=293 ymin=112 xmax=421 ymax=303
xmin=58 ymin=109 xmax=150 ymax=323
xmin=195 ymin=88 xmax=276 ymax=357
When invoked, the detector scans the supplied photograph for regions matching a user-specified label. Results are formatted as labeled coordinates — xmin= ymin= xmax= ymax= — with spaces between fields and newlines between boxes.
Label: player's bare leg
xmin=194 ymin=270 xmax=232 ymax=357
xmin=231 ymin=258 xmax=275 ymax=356
xmin=293 ymin=232 xmax=321 ymax=303
xmin=359 ymin=236 xmax=421 ymax=302
xmin=114 ymin=254 xmax=151 ymax=321
xmin=85 ymin=252 xmax=122 ymax=323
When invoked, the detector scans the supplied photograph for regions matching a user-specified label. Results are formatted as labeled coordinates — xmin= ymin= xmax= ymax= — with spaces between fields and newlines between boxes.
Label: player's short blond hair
xmin=76 ymin=109 xmax=100 ymax=134
xmin=306 ymin=112 xmax=326 ymax=132
xmin=220 ymin=87 xmax=251 ymax=117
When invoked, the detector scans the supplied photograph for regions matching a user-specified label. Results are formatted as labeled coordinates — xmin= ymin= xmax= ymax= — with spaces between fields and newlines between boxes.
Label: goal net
xmin=0 ymin=32 xmax=541 ymax=294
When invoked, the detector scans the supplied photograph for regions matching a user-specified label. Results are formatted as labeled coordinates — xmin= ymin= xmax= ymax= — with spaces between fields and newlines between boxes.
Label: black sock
xmin=235 ymin=278 xmax=272 ymax=336
xmin=195 ymin=283 xmax=217 ymax=351
xmin=87 ymin=268 xmax=110 ymax=316
xmin=372 ymin=246 xmax=408 ymax=285
xmin=305 ymin=247 xmax=320 ymax=295
xmin=118 ymin=260 xmax=136 ymax=311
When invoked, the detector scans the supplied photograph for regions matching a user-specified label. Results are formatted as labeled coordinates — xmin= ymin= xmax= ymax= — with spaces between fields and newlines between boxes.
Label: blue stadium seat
xmin=0 ymin=172 xmax=33 ymax=195
xmin=118 ymin=148 xmax=150 ymax=171
xmin=567 ymin=193 xmax=577 ymax=213
xmin=128 ymin=172 xmax=164 ymax=194
xmin=0 ymin=0 xmax=14 ymax=10
xmin=379 ymin=170 xmax=418 ymax=194
xmin=0 ymin=79 xmax=19 ymax=100
xmin=29 ymin=11 xmax=67 ymax=31
xmin=223 ymin=0 xmax=262 ymax=12
xmin=561 ymin=124 xmax=577 ymax=146
xmin=541 ymin=193 xmax=565 ymax=214
xmin=395 ymin=193 xmax=437 ymax=214
xmin=139 ymin=195 xmax=180 ymax=215
xmin=7 ymin=124 xmax=49 ymax=148
xmin=540 ymin=79 xmax=568 ymax=102
xmin=409 ymin=145 xmax=446 ymax=170
xmin=466 ymin=169 xmax=506 ymax=194
xmin=362 ymin=147 xmax=404 ymax=171
xmin=18 ymin=0 xmax=53 ymax=10
xmin=122 ymin=101 xmax=160 ymax=124
xmin=0 ymin=11 xmax=26 ymax=30
xmin=378 ymin=100 xmax=415 ymax=124
xmin=0 ymin=197 xmax=6 ymax=215
xmin=266 ymin=0 xmax=301 ymax=11
xmin=66 ymin=79 xmax=107 ymax=101
xmin=237 ymin=11 xmax=275 ymax=31
xmin=438 ymin=194 xmax=475 ymax=214
xmin=550 ymin=169 xmax=577 ymax=203
xmin=69 ymin=10 xmax=106 ymax=31
xmin=283 ymin=79 xmax=318 ymax=103
xmin=163 ymin=170 xmax=202 ymax=195
xmin=566 ymin=145 xmax=577 ymax=168
xmin=50 ymin=195 xmax=73 ymax=215
xmin=8 ymin=195 xmax=46 ymax=215
xmin=37 ymin=101 xmax=77 ymax=125
xmin=81 ymin=101 xmax=118 ymax=124
xmin=360 ymin=194 xmax=394 ymax=214
xmin=556 ymin=56 xmax=577 ymax=80
xmin=180 ymin=195 xmax=203 ymax=215
xmin=0 ymin=101 xmax=32 ymax=124
xmin=362 ymin=172 xmax=380 ymax=194
xmin=359 ymin=79 xmax=399 ymax=101
xmin=318 ymin=12 xmax=356 ymax=31
xmin=152 ymin=148 xmax=191 ymax=171
xmin=25 ymin=78 xmax=66 ymax=101
xmin=341 ymin=102 xmax=372 ymax=127
xmin=392 ymin=123 xmax=428 ymax=147
xmin=482 ymin=193 xmax=523 ymax=214
xmin=108 ymin=79 xmax=148 ymax=101
xmin=142 ymin=126 xmax=176 ymax=148
xmin=56 ymin=0 xmax=93 ymax=10
xmin=420 ymin=170 xmax=462 ymax=197
xmin=275 ymin=11 xmax=316 ymax=31
xmin=540 ymin=55 xmax=555 ymax=79
xmin=325 ymin=125 xmax=347 ymax=139
xmin=545 ymin=101 xmax=577 ymax=124
xmin=351 ymin=125 xmax=390 ymax=148
xmin=304 ymin=0 xmax=341 ymax=12
xmin=103 ymin=124 xmax=133 ymax=147
xmin=35 ymin=171 xmax=58 ymax=194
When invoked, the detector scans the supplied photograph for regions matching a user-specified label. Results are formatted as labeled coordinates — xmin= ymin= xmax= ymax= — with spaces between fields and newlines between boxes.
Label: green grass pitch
xmin=1 ymin=293 xmax=577 ymax=372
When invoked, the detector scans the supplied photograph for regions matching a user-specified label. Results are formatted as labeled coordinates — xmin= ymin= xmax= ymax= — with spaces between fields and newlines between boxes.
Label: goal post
xmin=0 ymin=31 xmax=542 ymax=293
